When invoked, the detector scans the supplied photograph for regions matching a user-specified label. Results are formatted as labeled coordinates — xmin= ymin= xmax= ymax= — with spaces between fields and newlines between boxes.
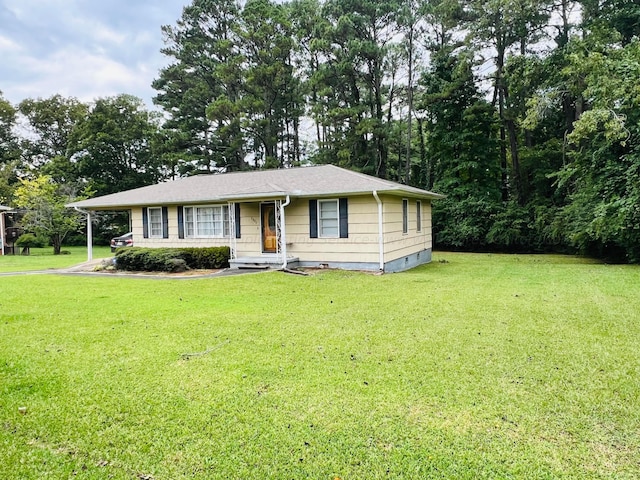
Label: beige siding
xmin=129 ymin=195 xmax=433 ymax=267
xmin=285 ymin=196 xmax=380 ymax=263
xmin=236 ymin=203 xmax=263 ymax=257
xmin=380 ymin=196 xmax=432 ymax=263
xmin=131 ymin=206 xmax=230 ymax=249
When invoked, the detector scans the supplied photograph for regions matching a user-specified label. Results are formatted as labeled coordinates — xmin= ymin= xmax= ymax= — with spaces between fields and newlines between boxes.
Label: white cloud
xmin=1 ymin=0 xmax=187 ymax=107
xmin=0 ymin=34 xmax=21 ymax=52
xmin=8 ymin=47 xmax=148 ymax=103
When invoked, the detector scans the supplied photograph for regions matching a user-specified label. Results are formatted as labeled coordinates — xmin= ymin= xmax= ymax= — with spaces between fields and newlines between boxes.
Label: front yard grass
xmin=0 ymin=246 xmax=111 ymax=272
xmin=1 ymin=252 xmax=638 ymax=479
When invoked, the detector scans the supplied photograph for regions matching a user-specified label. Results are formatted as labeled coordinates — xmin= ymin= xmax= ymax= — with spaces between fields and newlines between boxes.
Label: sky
xmin=0 ymin=0 xmax=189 ymax=108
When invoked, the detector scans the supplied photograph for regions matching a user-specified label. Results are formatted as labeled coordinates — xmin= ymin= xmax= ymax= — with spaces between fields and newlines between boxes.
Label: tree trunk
xmin=404 ymin=21 xmax=415 ymax=184
xmin=52 ymin=236 xmax=62 ymax=255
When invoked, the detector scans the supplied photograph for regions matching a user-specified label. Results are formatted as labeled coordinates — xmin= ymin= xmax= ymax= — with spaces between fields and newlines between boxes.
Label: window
xmin=184 ymin=205 xmax=229 ymax=238
xmin=148 ymin=207 xmax=163 ymax=238
xmin=319 ymin=199 xmax=339 ymax=237
xmin=402 ymin=199 xmax=409 ymax=234
xmin=416 ymin=201 xmax=422 ymax=232
xmin=309 ymin=198 xmax=348 ymax=239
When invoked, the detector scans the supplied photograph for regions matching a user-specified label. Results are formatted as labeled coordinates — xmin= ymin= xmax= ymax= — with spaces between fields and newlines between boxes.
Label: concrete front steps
xmin=229 ymin=255 xmax=299 ymax=270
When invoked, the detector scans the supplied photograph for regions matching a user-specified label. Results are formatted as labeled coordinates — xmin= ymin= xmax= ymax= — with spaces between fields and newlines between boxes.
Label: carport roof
xmin=67 ymin=165 xmax=444 ymax=210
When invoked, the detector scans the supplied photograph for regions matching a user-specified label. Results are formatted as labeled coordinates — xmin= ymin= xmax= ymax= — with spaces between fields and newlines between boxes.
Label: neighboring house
xmin=0 ymin=205 xmax=21 ymax=255
xmin=68 ymin=165 xmax=444 ymax=272
xmin=0 ymin=205 xmax=11 ymax=255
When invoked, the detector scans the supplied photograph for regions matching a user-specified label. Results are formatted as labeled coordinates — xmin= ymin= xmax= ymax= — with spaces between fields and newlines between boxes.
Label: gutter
xmin=74 ymin=207 xmax=93 ymax=262
xmin=372 ymin=191 xmax=384 ymax=272
xmin=280 ymin=195 xmax=291 ymax=269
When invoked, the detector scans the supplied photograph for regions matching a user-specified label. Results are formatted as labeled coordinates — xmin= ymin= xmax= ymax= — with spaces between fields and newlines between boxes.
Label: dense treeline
xmin=1 ymin=0 xmax=639 ymax=261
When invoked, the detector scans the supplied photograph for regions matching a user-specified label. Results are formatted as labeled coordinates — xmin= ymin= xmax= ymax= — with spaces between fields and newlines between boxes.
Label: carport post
xmin=86 ymin=211 xmax=92 ymax=261
xmin=74 ymin=207 xmax=92 ymax=261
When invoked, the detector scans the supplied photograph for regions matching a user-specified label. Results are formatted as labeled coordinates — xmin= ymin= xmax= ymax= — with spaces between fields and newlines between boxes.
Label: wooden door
xmin=261 ymin=203 xmax=277 ymax=253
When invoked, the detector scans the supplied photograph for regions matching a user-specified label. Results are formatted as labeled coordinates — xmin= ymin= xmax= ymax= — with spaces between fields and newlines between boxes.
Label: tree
xmin=238 ymin=0 xmax=304 ymax=168
xmin=13 ymin=175 xmax=87 ymax=255
xmin=306 ymin=0 xmax=401 ymax=176
xmin=68 ymin=95 xmax=164 ymax=196
xmin=419 ymin=46 xmax=502 ymax=249
xmin=17 ymin=95 xmax=88 ymax=181
xmin=555 ymin=39 xmax=640 ymax=261
xmin=0 ymin=92 xmax=20 ymax=204
xmin=464 ymin=0 xmax=552 ymax=202
xmin=153 ymin=0 xmax=247 ymax=173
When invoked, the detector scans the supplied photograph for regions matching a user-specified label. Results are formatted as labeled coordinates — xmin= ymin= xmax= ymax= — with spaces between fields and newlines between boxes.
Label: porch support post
xmin=228 ymin=201 xmax=237 ymax=260
xmin=279 ymin=195 xmax=291 ymax=269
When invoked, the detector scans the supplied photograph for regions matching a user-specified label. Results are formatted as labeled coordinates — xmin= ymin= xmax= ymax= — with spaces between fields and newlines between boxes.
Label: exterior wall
xmin=129 ymin=194 xmax=434 ymax=272
xmin=131 ymin=206 xmax=230 ymax=249
xmin=380 ymin=195 xmax=432 ymax=265
xmin=236 ymin=202 xmax=265 ymax=257
xmin=285 ymin=196 xmax=380 ymax=264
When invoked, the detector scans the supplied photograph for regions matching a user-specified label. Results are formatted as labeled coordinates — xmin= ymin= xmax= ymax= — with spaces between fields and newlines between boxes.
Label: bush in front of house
xmin=114 ymin=247 xmax=230 ymax=272
xmin=178 ymin=247 xmax=231 ymax=269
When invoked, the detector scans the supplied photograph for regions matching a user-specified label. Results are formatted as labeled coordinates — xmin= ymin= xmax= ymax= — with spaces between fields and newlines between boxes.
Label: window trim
xmin=402 ymin=198 xmax=409 ymax=234
xmin=147 ymin=206 xmax=164 ymax=238
xmin=318 ymin=198 xmax=340 ymax=238
xmin=183 ymin=204 xmax=230 ymax=238
xmin=416 ymin=200 xmax=422 ymax=232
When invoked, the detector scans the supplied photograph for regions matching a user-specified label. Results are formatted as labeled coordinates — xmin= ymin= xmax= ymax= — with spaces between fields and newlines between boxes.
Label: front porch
xmin=229 ymin=255 xmax=299 ymax=270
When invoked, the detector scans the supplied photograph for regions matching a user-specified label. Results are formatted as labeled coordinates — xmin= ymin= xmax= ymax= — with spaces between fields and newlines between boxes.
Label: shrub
xmin=178 ymin=247 xmax=231 ymax=269
xmin=115 ymin=247 xmax=230 ymax=272
xmin=15 ymin=233 xmax=46 ymax=248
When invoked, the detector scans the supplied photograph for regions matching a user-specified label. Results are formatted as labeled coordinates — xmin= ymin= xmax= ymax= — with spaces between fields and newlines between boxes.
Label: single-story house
xmin=68 ymin=165 xmax=444 ymax=273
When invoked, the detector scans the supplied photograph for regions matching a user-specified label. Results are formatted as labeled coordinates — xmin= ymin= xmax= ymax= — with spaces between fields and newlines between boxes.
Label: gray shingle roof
xmin=68 ymin=165 xmax=444 ymax=209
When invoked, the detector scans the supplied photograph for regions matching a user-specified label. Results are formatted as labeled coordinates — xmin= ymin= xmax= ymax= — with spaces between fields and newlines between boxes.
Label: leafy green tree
xmin=154 ymin=0 xmax=247 ymax=173
xmin=464 ymin=0 xmax=552 ymax=202
xmin=13 ymin=175 xmax=87 ymax=255
xmin=0 ymin=92 xmax=20 ymax=204
xmin=68 ymin=95 xmax=164 ymax=196
xmin=305 ymin=0 xmax=401 ymax=177
xmin=18 ymin=95 xmax=88 ymax=182
xmin=238 ymin=0 xmax=304 ymax=168
xmin=556 ymin=39 xmax=640 ymax=261
xmin=419 ymin=46 xmax=502 ymax=249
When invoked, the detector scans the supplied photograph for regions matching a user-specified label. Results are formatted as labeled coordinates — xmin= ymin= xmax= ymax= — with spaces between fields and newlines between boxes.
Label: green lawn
xmin=1 ymin=253 xmax=638 ymax=479
xmin=0 ymin=246 xmax=111 ymax=272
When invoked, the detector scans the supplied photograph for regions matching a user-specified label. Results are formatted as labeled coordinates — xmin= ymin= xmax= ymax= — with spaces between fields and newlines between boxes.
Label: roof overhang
xmin=67 ymin=188 xmax=444 ymax=211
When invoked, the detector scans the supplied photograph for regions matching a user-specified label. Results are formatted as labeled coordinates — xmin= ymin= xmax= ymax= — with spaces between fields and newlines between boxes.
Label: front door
xmin=261 ymin=203 xmax=277 ymax=253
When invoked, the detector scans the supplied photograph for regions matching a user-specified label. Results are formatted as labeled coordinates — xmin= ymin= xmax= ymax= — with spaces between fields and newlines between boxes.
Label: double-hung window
xmin=184 ymin=205 xmax=229 ymax=238
xmin=309 ymin=198 xmax=348 ymax=239
xmin=148 ymin=207 xmax=163 ymax=238
xmin=416 ymin=200 xmax=422 ymax=232
xmin=318 ymin=199 xmax=339 ymax=237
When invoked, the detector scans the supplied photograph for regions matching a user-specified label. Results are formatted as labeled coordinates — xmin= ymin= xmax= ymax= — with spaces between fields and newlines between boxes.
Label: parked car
xmin=110 ymin=232 xmax=133 ymax=252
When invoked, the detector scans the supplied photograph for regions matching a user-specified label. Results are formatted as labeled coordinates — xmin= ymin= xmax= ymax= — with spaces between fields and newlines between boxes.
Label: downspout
xmin=280 ymin=195 xmax=291 ymax=269
xmin=74 ymin=207 xmax=93 ymax=262
xmin=372 ymin=191 xmax=384 ymax=272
